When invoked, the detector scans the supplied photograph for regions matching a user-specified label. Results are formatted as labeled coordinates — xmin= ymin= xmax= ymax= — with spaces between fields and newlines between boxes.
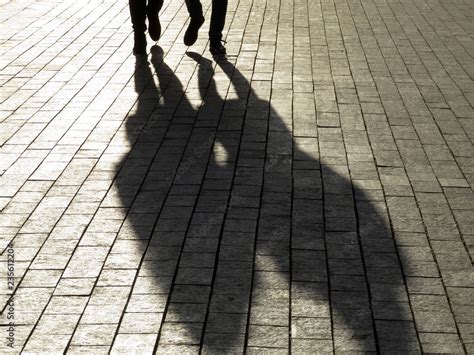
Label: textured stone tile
xmin=111 ymin=333 xmax=157 ymax=353
xmin=71 ymin=324 xmax=118 ymax=346
xmin=2 ymin=0 xmax=473 ymax=352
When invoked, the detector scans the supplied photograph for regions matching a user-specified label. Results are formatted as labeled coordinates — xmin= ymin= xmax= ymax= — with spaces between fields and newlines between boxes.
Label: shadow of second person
xmin=113 ymin=46 xmax=420 ymax=353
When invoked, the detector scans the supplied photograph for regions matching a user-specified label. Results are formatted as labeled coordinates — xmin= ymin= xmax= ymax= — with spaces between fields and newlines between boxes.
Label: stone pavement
xmin=0 ymin=0 xmax=473 ymax=353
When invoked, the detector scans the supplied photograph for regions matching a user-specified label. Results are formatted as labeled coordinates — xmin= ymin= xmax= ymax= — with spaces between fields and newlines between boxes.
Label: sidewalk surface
xmin=1 ymin=0 xmax=473 ymax=353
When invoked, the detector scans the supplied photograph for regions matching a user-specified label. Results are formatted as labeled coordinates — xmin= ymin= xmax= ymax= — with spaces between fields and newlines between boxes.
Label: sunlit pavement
xmin=0 ymin=0 xmax=473 ymax=353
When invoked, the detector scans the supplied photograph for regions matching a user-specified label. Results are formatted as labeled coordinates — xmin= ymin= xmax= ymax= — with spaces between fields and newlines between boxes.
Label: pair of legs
xmin=185 ymin=0 xmax=228 ymax=50
xmin=129 ymin=0 xmax=163 ymax=54
xmin=129 ymin=0 xmax=228 ymax=55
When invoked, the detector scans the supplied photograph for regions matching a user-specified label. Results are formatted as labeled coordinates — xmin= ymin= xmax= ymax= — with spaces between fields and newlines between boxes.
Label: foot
xmin=184 ymin=15 xmax=205 ymax=46
xmin=210 ymin=40 xmax=226 ymax=57
xmin=147 ymin=6 xmax=161 ymax=41
xmin=133 ymin=32 xmax=147 ymax=55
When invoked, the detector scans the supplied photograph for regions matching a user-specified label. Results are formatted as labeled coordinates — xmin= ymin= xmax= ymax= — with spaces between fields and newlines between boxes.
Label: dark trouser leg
xmin=209 ymin=0 xmax=228 ymax=43
xmin=147 ymin=0 xmax=164 ymax=13
xmin=183 ymin=0 xmax=204 ymax=46
xmin=129 ymin=0 xmax=147 ymax=54
xmin=129 ymin=0 xmax=147 ymax=33
xmin=184 ymin=0 xmax=203 ymax=19
xmin=146 ymin=0 xmax=164 ymax=41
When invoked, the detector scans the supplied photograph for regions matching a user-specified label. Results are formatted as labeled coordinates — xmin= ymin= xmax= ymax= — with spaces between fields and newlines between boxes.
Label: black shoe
xmin=210 ymin=40 xmax=226 ymax=57
xmin=147 ymin=6 xmax=161 ymax=41
xmin=184 ymin=15 xmax=205 ymax=46
xmin=133 ymin=32 xmax=147 ymax=55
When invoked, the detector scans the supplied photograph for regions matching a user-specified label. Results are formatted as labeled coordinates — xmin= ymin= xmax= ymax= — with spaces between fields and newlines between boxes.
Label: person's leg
xmin=129 ymin=0 xmax=147 ymax=33
xmin=147 ymin=0 xmax=164 ymax=41
xmin=184 ymin=0 xmax=203 ymax=19
xmin=129 ymin=0 xmax=147 ymax=54
xmin=147 ymin=0 xmax=163 ymax=10
xmin=183 ymin=0 xmax=205 ymax=46
xmin=209 ymin=0 xmax=228 ymax=55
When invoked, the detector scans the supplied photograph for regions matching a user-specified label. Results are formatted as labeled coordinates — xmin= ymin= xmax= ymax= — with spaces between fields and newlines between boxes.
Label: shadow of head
xmin=113 ymin=45 xmax=414 ymax=352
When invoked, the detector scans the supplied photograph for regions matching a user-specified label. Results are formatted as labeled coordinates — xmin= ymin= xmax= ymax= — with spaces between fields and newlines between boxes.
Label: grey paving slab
xmin=0 ymin=0 xmax=473 ymax=353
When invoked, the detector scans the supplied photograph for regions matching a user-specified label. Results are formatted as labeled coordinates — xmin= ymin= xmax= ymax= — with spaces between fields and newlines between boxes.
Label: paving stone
xmin=34 ymin=313 xmax=81 ymax=335
xmin=248 ymin=325 xmax=289 ymax=348
xmin=246 ymin=346 xmax=288 ymax=354
xmin=67 ymin=346 xmax=110 ymax=354
xmin=119 ymin=312 xmax=163 ymax=334
xmin=291 ymin=338 xmax=333 ymax=354
xmin=202 ymin=332 xmax=245 ymax=352
xmin=165 ymin=303 xmax=207 ymax=323
xmin=206 ymin=312 xmax=246 ymax=334
xmin=419 ymin=332 xmax=464 ymax=353
xmin=44 ymin=296 xmax=88 ymax=315
xmin=333 ymin=327 xmax=376 ymax=352
xmin=126 ymin=293 xmax=168 ymax=313
xmin=71 ymin=324 xmax=118 ymax=346
xmin=54 ymin=278 xmax=96 ymax=296
xmin=23 ymin=333 xmax=71 ymax=353
xmin=111 ymin=333 xmax=157 ymax=353
xmin=375 ymin=320 xmax=421 ymax=353
xmin=406 ymin=277 xmax=445 ymax=295
xmin=1 ymin=0 xmax=473 ymax=352
xmin=159 ymin=322 xmax=203 ymax=345
xmin=292 ymin=317 xmax=331 ymax=339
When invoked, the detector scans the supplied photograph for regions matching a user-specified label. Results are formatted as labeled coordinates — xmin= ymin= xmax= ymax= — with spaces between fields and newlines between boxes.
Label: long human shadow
xmin=115 ymin=46 xmax=419 ymax=353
